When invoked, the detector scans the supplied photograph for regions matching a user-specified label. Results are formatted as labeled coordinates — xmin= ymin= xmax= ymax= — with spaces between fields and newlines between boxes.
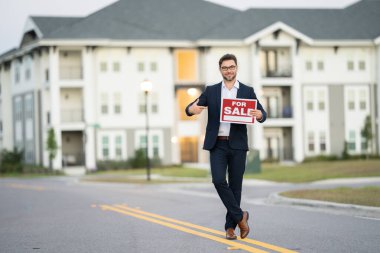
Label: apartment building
xmin=0 ymin=0 xmax=379 ymax=170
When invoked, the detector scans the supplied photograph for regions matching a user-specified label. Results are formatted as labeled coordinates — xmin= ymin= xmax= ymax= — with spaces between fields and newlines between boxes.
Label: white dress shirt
xmin=218 ymin=80 xmax=240 ymax=136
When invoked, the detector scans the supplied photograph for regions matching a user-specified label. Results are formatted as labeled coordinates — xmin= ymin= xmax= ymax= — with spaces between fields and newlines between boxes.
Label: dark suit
xmin=186 ymin=81 xmax=266 ymax=230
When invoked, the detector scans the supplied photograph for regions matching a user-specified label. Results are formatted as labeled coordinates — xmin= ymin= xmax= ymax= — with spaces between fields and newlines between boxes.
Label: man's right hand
xmin=189 ymin=99 xmax=207 ymax=115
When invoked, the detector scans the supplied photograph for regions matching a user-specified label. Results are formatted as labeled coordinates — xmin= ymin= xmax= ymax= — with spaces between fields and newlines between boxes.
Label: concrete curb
xmin=268 ymin=192 xmax=380 ymax=218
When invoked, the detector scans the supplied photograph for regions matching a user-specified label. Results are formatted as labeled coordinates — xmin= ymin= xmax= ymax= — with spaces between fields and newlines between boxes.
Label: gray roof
xmin=205 ymin=0 xmax=380 ymax=40
xmin=20 ymin=0 xmax=380 ymax=43
xmin=41 ymin=0 xmax=239 ymax=41
xmin=31 ymin=17 xmax=83 ymax=36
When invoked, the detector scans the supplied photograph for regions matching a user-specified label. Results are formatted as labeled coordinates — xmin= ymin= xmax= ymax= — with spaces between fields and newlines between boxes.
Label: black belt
xmin=217 ymin=136 xmax=229 ymax=140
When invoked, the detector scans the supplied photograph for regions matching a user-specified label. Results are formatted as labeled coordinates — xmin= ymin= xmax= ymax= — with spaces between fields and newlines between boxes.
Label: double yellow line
xmin=99 ymin=204 xmax=297 ymax=253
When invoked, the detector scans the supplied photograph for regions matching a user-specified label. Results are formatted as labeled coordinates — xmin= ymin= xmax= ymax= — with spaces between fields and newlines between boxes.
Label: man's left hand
xmin=249 ymin=109 xmax=262 ymax=121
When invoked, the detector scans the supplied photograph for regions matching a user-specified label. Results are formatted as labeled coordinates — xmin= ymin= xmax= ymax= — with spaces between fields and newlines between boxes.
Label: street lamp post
xmin=140 ymin=80 xmax=153 ymax=181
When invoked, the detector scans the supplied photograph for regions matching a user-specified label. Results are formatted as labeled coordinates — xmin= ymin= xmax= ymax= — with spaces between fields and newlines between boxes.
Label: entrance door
xmin=179 ymin=137 xmax=198 ymax=163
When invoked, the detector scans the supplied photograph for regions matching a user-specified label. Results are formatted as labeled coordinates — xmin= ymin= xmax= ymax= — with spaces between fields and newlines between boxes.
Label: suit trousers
xmin=210 ymin=139 xmax=247 ymax=230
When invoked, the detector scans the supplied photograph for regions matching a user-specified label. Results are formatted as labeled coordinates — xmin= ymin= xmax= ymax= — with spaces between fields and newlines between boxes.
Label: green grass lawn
xmin=247 ymin=160 xmax=380 ymax=183
xmin=81 ymin=159 xmax=380 ymax=184
xmin=281 ymin=186 xmax=380 ymax=207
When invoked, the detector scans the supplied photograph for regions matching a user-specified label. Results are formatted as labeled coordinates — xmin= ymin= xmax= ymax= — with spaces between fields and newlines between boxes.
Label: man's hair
xmin=219 ymin=54 xmax=237 ymax=67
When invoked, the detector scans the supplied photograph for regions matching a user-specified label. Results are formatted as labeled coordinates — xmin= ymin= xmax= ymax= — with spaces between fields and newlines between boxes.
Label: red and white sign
xmin=220 ymin=98 xmax=257 ymax=124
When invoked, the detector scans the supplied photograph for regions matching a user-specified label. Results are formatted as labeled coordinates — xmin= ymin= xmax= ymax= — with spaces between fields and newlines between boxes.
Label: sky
xmin=0 ymin=0 xmax=359 ymax=55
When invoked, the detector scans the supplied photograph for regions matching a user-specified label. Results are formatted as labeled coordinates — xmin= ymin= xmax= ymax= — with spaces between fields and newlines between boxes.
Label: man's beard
xmin=223 ymin=73 xmax=236 ymax=81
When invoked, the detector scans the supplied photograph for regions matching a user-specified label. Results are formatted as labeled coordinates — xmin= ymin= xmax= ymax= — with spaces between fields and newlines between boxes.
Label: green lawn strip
xmin=82 ymin=167 xmax=209 ymax=184
xmin=280 ymin=186 xmax=380 ymax=207
xmin=246 ymin=160 xmax=380 ymax=183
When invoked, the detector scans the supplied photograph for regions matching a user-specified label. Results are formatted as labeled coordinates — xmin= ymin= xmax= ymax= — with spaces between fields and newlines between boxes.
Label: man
xmin=185 ymin=54 xmax=266 ymax=240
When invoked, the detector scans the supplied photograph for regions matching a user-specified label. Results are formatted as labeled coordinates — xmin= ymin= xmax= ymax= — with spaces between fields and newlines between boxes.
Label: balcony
xmin=262 ymin=86 xmax=292 ymax=119
xmin=61 ymin=109 xmax=83 ymax=123
xmin=59 ymin=50 xmax=83 ymax=81
xmin=59 ymin=66 xmax=83 ymax=80
xmin=260 ymin=48 xmax=292 ymax=78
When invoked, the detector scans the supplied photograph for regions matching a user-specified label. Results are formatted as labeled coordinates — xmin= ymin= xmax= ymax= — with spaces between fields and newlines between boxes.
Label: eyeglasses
xmin=220 ymin=65 xmax=236 ymax=71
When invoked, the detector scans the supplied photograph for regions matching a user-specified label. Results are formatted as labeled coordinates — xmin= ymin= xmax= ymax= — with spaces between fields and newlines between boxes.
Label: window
xmin=102 ymin=136 xmax=109 ymax=159
xmin=114 ymin=93 xmax=121 ymax=114
xmin=138 ymin=62 xmax=145 ymax=72
xmin=139 ymin=135 xmax=147 ymax=156
xmin=25 ymin=68 xmax=31 ymax=80
xmin=306 ymin=90 xmax=313 ymax=111
xmin=113 ymin=62 xmax=120 ymax=72
xmin=15 ymin=67 xmax=20 ymax=83
xmin=139 ymin=93 xmax=146 ymax=113
xmin=151 ymin=92 xmax=158 ymax=113
xmin=317 ymin=61 xmax=324 ymax=71
xmin=318 ymin=90 xmax=325 ymax=111
xmin=100 ymin=62 xmax=107 ymax=72
xmin=359 ymin=61 xmax=366 ymax=71
xmin=348 ymin=90 xmax=355 ymax=110
xmin=359 ymin=90 xmax=366 ymax=110
xmin=176 ymin=49 xmax=198 ymax=82
xmin=320 ymin=132 xmax=326 ymax=152
xmin=347 ymin=61 xmax=354 ymax=71
xmin=348 ymin=130 xmax=356 ymax=151
xmin=0 ymin=121 xmax=3 ymax=133
xmin=150 ymin=62 xmax=157 ymax=72
xmin=305 ymin=61 xmax=312 ymax=71
xmin=115 ymin=136 xmax=122 ymax=159
xmin=152 ymin=135 xmax=159 ymax=157
xmin=361 ymin=137 xmax=367 ymax=151
xmin=47 ymin=112 xmax=50 ymax=124
xmin=101 ymin=93 xmax=108 ymax=114
xmin=308 ymin=132 xmax=315 ymax=152
xmin=45 ymin=69 xmax=49 ymax=82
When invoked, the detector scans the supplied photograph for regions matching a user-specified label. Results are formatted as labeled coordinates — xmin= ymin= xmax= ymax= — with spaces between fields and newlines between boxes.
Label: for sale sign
xmin=220 ymin=98 xmax=257 ymax=124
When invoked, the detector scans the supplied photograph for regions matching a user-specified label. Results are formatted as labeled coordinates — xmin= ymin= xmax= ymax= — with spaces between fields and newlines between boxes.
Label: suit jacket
xmin=185 ymin=81 xmax=267 ymax=151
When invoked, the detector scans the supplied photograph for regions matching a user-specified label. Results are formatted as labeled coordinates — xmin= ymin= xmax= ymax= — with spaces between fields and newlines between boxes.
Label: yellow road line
xmin=100 ymin=204 xmax=268 ymax=253
xmin=115 ymin=204 xmax=297 ymax=253
xmin=7 ymin=183 xmax=45 ymax=191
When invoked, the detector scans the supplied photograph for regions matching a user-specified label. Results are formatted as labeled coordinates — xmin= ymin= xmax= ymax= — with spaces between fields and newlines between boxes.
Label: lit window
xmin=176 ymin=49 xmax=198 ymax=82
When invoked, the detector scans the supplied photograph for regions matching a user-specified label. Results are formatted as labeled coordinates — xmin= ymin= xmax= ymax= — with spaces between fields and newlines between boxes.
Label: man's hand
xmin=189 ymin=99 xmax=207 ymax=115
xmin=249 ymin=109 xmax=262 ymax=121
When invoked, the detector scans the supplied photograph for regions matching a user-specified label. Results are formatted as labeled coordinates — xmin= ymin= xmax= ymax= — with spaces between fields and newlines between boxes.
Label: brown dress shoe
xmin=238 ymin=211 xmax=250 ymax=239
xmin=225 ymin=228 xmax=237 ymax=240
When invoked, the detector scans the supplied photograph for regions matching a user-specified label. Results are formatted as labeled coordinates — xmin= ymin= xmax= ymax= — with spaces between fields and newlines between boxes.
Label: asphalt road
xmin=0 ymin=177 xmax=379 ymax=253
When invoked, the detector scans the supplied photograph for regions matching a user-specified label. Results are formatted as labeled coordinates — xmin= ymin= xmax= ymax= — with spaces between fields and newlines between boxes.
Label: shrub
xmin=0 ymin=148 xmax=24 ymax=174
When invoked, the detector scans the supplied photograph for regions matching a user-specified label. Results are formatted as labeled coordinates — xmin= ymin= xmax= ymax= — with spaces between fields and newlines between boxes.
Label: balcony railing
xmin=265 ymin=147 xmax=294 ymax=161
xmin=267 ymin=106 xmax=293 ymax=119
xmin=62 ymin=152 xmax=84 ymax=166
xmin=59 ymin=66 xmax=83 ymax=80
xmin=61 ymin=109 xmax=83 ymax=123
xmin=264 ymin=68 xmax=292 ymax=78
